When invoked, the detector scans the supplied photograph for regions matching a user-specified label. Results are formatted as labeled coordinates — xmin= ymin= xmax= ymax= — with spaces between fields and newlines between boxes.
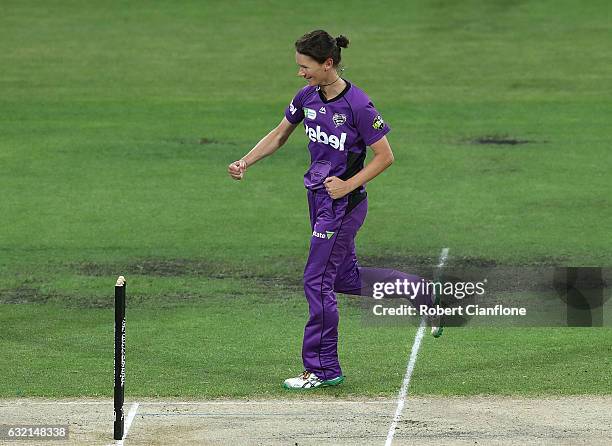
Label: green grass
xmin=1 ymin=0 xmax=611 ymax=398
xmin=2 ymin=295 xmax=610 ymax=398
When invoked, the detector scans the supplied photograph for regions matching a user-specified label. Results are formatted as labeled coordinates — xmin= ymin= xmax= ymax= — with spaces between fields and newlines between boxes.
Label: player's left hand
xmin=324 ymin=176 xmax=351 ymax=199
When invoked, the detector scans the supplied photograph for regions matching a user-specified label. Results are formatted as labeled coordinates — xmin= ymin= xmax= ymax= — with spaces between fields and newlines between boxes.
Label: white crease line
xmin=4 ymin=400 xmax=397 ymax=406
xmin=139 ymin=412 xmax=347 ymax=417
xmin=124 ymin=402 xmax=139 ymax=439
xmin=137 ymin=400 xmax=396 ymax=405
xmin=107 ymin=402 xmax=139 ymax=446
xmin=384 ymin=247 xmax=449 ymax=446
xmin=437 ymin=247 xmax=449 ymax=271
xmin=384 ymin=318 xmax=426 ymax=446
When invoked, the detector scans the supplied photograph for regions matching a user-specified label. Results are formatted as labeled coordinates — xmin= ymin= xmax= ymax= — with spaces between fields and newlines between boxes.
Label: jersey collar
xmin=317 ymin=80 xmax=351 ymax=104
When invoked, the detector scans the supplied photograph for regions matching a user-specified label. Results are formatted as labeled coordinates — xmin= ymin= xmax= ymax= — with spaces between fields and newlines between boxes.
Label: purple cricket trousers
xmin=302 ymin=190 xmax=434 ymax=380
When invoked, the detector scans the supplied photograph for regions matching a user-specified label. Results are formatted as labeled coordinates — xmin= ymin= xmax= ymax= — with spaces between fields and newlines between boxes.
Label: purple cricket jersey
xmin=284 ymin=80 xmax=390 ymax=204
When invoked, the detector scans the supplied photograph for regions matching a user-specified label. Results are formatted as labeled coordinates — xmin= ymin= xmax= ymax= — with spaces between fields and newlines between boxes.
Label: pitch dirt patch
xmin=73 ymin=258 xmax=304 ymax=292
xmin=73 ymin=255 xmax=569 ymax=280
xmin=360 ymin=254 xmax=569 ymax=271
xmin=162 ymin=137 xmax=233 ymax=146
xmin=0 ymin=279 xmax=57 ymax=304
xmin=462 ymin=134 xmax=550 ymax=146
xmin=0 ymin=286 xmax=45 ymax=304
xmin=198 ymin=137 xmax=219 ymax=145
xmin=471 ymin=135 xmax=534 ymax=145
xmin=1 ymin=397 xmax=611 ymax=445
xmin=75 ymin=258 xmax=229 ymax=278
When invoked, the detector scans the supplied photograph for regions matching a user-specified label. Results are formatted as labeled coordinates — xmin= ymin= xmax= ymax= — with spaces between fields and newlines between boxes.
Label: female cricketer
xmin=228 ymin=30 xmax=441 ymax=390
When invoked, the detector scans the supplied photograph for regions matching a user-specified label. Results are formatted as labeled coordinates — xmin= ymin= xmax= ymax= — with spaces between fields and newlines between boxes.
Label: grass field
xmin=1 ymin=0 xmax=611 ymax=404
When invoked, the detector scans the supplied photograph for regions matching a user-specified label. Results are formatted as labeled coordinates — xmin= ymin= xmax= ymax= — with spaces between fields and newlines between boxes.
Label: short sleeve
xmin=284 ymin=88 xmax=306 ymax=124
xmin=354 ymin=101 xmax=391 ymax=146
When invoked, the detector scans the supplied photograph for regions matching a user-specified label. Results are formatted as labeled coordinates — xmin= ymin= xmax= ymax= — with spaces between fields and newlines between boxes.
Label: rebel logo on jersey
xmin=304 ymin=123 xmax=347 ymax=151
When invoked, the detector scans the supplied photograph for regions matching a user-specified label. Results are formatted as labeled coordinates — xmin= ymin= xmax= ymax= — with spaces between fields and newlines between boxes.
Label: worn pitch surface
xmin=1 ymin=397 xmax=611 ymax=445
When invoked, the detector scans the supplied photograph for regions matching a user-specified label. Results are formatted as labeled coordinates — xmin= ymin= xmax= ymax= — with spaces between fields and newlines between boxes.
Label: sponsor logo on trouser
xmin=313 ymin=230 xmax=335 ymax=239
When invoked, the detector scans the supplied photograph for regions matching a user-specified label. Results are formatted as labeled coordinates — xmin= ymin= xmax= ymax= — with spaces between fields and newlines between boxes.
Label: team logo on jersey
xmin=319 ymin=106 xmax=326 ymax=114
xmin=372 ymin=115 xmax=385 ymax=130
xmin=303 ymin=107 xmax=317 ymax=120
xmin=332 ymin=113 xmax=347 ymax=128
xmin=289 ymin=101 xmax=297 ymax=115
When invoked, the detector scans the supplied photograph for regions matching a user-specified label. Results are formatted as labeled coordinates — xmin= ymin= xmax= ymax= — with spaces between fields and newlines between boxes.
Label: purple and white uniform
xmin=285 ymin=81 xmax=433 ymax=380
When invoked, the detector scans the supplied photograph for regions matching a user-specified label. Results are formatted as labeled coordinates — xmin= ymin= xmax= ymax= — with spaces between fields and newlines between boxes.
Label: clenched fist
xmin=228 ymin=159 xmax=247 ymax=180
xmin=324 ymin=176 xmax=352 ymax=199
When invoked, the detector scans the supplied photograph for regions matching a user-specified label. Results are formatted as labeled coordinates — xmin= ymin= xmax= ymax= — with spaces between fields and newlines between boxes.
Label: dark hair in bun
xmin=295 ymin=30 xmax=349 ymax=67
xmin=335 ymin=35 xmax=349 ymax=49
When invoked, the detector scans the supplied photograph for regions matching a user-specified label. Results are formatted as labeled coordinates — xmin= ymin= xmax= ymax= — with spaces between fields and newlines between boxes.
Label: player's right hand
xmin=228 ymin=159 xmax=247 ymax=180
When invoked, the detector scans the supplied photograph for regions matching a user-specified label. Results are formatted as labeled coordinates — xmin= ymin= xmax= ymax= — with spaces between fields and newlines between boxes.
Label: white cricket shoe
xmin=283 ymin=371 xmax=345 ymax=390
xmin=431 ymin=324 xmax=443 ymax=338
